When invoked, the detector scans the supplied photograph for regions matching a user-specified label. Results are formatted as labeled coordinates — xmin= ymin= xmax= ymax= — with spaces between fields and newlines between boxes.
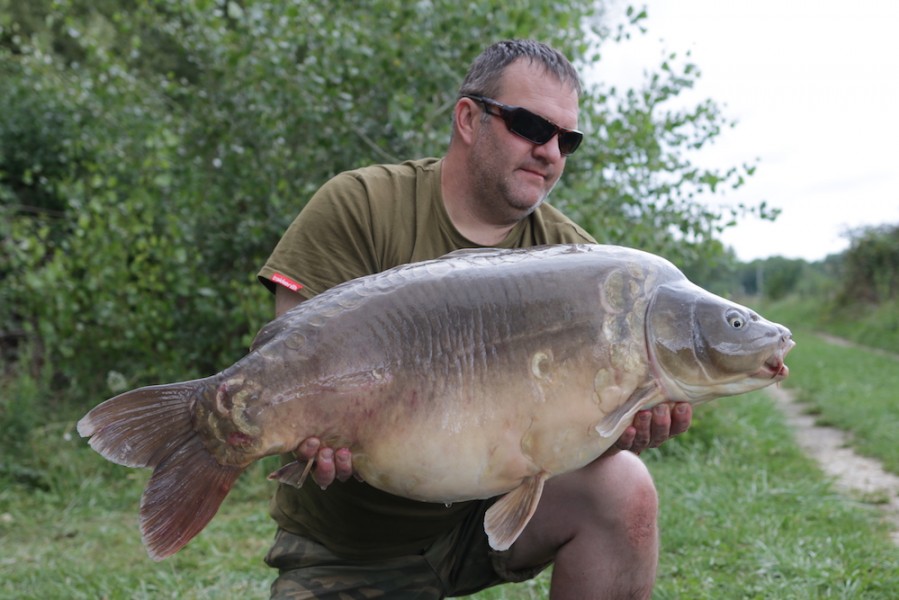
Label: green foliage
xmin=746 ymin=256 xmax=808 ymax=300
xmin=752 ymin=243 xmax=898 ymax=355
xmin=717 ymin=254 xmax=841 ymax=304
xmin=836 ymin=223 xmax=899 ymax=306
xmin=1 ymin=2 xmax=765 ymax=409
xmin=559 ymin=53 xmax=770 ymax=268
xmin=0 ymin=367 xmax=44 ymax=468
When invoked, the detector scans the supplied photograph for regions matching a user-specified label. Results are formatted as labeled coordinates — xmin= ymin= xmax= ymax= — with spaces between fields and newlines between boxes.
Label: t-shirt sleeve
xmin=258 ymin=172 xmax=379 ymax=299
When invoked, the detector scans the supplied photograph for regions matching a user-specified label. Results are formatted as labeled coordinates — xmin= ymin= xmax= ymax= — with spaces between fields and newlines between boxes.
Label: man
xmin=257 ymin=39 xmax=692 ymax=599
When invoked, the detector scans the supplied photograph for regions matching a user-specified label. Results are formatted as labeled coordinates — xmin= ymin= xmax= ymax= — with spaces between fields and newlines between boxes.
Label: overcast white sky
xmin=593 ymin=0 xmax=899 ymax=262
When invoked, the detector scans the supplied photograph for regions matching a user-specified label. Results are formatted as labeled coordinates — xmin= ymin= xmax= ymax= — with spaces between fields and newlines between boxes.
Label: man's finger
xmin=631 ymin=410 xmax=652 ymax=451
xmin=334 ymin=448 xmax=353 ymax=482
xmin=311 ymin=448 xmax=335 ymax=489
xmin=614 ymin=426 xmax=637 ymax=452
xmin=670 ymin=402 xmax=692 ymax=436
xmin=649 ymin=404 xmax=671 ymax=447
xmin=296 ymin=437 xmax=321 ymax=461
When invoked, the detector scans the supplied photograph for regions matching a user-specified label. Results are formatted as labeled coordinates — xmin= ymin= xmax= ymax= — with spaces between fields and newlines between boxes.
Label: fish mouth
xmin=757 ymin=336 xmax=795 ymax=380
xmin=760 ymin=356 xmax=789 ymax=379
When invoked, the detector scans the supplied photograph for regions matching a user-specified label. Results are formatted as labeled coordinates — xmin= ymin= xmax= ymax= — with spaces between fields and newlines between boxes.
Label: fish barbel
xmin=77 ymin=244 xmax=794 ymax=559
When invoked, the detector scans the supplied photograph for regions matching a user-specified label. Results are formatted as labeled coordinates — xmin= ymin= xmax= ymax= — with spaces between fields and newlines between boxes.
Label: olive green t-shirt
xmin=258 ymin=157 xmax=595 ymax=559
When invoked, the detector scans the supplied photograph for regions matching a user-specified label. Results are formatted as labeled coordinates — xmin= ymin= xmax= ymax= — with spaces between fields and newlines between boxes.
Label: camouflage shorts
xmin=264 ymin=500 xmax=551 ymax=599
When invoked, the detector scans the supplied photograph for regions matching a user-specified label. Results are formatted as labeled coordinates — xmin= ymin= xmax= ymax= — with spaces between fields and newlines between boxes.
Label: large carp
xmin=78 ymin=244 xmax=793 ymax=560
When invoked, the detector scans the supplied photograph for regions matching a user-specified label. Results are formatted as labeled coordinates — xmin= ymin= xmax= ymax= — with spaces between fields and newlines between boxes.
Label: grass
xmin=2 ymin=309 xmax=898 ymax=598
xmin=760 ymin=297 xmax=899 ymax=475
xmin=0 ymin=372 xmax=278 ymax=599
xmin=759 ymin=294 xmax=899 ymax=355
xmin=646 ymin=395 xmax=898 ymax=599
xmin=824 ymin=302 xmax=899 ymax=355
xmin=0 ymin=431 xmax=278 ymax=599
xmin=780 ymin=332 xmax=899 ymax=475
xmin=464 ymin=394 xmax=899 ymax=599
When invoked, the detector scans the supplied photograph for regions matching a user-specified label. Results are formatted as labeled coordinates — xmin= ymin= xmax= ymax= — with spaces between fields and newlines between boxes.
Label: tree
xmin=836 ymin=224 xmax=899 ymax=305
xmin=1 ymin=0 xmax=770 ymax=400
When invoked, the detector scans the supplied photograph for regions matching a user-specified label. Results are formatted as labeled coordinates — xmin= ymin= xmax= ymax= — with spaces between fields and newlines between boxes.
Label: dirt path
xmin=768 ymin=384 xmax=899 ymax=545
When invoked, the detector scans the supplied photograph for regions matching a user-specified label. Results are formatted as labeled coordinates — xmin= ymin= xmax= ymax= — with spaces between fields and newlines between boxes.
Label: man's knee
xmin=526 ymin=452 xmax=659 ymax=598
xmin=583 ymin=451 xmax=659 ymax=548
xmin=622 ymin=464 xmax=659 ymax=551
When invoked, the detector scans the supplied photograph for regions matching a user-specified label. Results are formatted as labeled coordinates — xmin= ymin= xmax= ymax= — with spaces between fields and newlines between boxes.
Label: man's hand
xmin=612 ymin=402 xmax=692 ymax=455
xmin=295 ymin=437 xmax=355 ymax=489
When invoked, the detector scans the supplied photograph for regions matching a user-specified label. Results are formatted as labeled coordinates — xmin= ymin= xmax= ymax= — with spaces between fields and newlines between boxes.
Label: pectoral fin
xmin=484 ymin=472 xmax=548 ymax=551
xmin=595 ymin=384 xmax=660 ymax=437
xmin=268 ymin=459 xmax=315 ymax=488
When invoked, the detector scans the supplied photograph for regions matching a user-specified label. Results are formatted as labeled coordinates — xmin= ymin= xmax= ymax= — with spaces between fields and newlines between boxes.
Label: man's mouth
xmin=519 ymin=167 xmax=547 ymax=181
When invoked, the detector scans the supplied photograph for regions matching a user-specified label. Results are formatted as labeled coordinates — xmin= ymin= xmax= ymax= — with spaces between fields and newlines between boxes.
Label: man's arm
xmin=274 ymin=284 xmax=305 ymax=317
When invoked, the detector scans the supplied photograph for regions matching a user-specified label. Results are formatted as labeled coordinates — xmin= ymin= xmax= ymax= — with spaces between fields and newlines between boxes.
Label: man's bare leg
xmin=504 ymin=451 xmax=659 ymax=599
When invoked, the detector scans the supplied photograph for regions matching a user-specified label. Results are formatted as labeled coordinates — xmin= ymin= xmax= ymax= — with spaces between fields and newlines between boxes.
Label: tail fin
xmin=77 ymin=378 xmax=244 ymax=560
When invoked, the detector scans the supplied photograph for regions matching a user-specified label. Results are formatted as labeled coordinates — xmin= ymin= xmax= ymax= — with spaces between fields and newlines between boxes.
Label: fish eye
xmin=726 ymin=310 xmax=746 ymax=329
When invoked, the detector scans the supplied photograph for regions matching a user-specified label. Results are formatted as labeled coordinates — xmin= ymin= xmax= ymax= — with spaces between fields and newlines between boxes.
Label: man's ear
xmin=453 ymin=97 xmax=480 ymax=145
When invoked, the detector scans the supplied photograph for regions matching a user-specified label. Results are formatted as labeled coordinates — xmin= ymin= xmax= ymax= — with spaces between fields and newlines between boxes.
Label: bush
xmin=2 ymin=1 xmax=763 ymax=408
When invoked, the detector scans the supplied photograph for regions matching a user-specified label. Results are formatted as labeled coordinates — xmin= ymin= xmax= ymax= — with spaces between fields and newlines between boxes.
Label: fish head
xmin=646 ymin=280 xmax=794 ymax=403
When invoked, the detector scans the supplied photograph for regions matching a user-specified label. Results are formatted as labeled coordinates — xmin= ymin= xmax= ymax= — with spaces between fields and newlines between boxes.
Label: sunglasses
xmin=463 ymin=94 xmax=584 ymax=156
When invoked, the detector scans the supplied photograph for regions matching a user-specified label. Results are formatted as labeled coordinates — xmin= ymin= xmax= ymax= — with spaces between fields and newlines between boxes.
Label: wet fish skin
xmin=77 ymin=244 xmax=794 ymax=560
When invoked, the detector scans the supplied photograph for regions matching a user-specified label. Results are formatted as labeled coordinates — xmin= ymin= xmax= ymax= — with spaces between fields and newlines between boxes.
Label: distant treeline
xmin=730 ymin=224 xmax=898 ymax=304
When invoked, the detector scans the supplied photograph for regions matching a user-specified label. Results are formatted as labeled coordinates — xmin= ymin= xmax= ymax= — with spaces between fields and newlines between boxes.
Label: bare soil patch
xmin=768 ymin=384 xmax=899 ymax=545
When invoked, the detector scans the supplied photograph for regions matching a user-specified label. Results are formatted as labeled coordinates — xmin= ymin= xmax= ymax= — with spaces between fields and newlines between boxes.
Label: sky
xmin=592 ymin=0 xmax=899 ymax=262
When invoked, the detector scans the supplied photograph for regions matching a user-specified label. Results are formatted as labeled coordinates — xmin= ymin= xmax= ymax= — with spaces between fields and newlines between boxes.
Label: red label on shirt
xmin=272 ymin=272 xmax=303 ymax=292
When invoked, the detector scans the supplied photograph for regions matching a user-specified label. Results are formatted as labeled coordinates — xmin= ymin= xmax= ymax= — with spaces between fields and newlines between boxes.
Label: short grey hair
xmin=457 ymin=39 xmax=582 ymax=99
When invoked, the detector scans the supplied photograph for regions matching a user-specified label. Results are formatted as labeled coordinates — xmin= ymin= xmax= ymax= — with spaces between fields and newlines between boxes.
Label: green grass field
xmin=2 ymin=332 xmax=897 ymax=598
xmin=779 ymin=332 xmax=899 ymax=474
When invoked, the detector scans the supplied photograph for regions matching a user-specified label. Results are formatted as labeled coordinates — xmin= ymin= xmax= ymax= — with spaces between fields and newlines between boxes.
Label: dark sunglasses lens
xmin=506 ymin=107 xmax=582 ymax=155
xmin=507 ymin=108 xmax=556 ymax=144
xmin=558 ymin=131 xmax=583 ymax=155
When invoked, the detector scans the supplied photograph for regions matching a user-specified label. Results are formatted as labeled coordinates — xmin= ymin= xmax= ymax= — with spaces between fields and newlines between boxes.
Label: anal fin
xmin=484 ymin=472 xmax=548 ymax=551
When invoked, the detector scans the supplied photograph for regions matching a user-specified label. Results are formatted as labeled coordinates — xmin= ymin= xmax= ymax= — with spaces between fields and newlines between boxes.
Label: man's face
xmin=467 ymin=60 xmax=580 ymax=226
